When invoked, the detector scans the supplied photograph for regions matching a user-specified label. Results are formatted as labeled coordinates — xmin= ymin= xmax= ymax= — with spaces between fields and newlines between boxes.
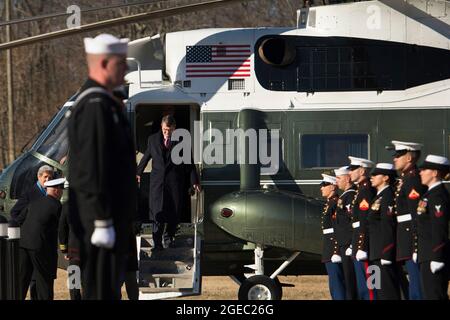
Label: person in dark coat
xmin=319 ymin=174 xmax=346 ymax=300
xmin=136 ymin=114 xmax=200 ymax=250
xmin=19 ymin=178 xmax=65 ymax=300
xmin=368 ymin=163 xmax=402 ymax=300
xmin=417 ymin=155 xmax=450 ymax=300
xmin=334 ymin=166 xmax=358 ymax=300
xmin=11 ymin=165 xmax=54 ymax=224
xmin=347 ymin=156 xmax=376 ymax=300
xmin=389 ymin=140 xmax=427 ymax=300
xmin=12 ymin=164 xmax=54 ymax=300
xmin=59 ymin=201 xmax=82 ymax=300
xmin=68 ymin=34 xmax=137 ymax=300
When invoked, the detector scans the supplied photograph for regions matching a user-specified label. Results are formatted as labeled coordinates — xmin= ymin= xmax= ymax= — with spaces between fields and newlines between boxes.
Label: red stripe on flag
xmin=187 ymin=64 xmax=250 ymax=68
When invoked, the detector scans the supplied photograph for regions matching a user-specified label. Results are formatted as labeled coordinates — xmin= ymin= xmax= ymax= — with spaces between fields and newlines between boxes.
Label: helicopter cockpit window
xmin=301 ymin=134 xmax=368 ymax=169
xmin=36 ymin=111 xmax=69 ymax=165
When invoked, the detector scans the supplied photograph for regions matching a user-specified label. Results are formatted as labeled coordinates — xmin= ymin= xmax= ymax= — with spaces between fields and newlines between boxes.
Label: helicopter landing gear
xmin=232 ymin=244 xmax=300 ymax=300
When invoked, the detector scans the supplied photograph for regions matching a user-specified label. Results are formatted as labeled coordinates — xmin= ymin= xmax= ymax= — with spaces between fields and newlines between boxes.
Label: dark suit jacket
xmin=137 ymin=131 xmax=199 ymax=222
xmin=20 ymin=196 xmax=62 ymax=278
xmin=10 ymin=182 xmax=46 ymax=224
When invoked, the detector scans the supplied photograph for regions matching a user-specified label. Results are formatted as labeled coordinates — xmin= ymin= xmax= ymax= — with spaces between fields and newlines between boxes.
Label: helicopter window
xmin=301 ymin=134 xmax=368 ymax=169
xmin=36 ymin=110 xmax=69 ymax=165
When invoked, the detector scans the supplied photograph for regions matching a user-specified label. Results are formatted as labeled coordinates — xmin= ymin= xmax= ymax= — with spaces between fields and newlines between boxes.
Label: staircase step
xmin=139 ymin=287 xmax=193 ymax=294
xmin=139 ymin=260 xmax=193 ymax=274
xmin=140 ymin=247 xmax=194 ymax=261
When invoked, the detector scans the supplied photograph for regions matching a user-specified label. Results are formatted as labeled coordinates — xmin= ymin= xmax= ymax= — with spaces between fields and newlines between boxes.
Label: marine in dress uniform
xmin=19 ymin=178 xmax=65 ymax=300
xmin=368 ymin=163 xmax=402 ymax=300
xmin=388 ymin=140 xmax=426 ymax=300
xmin=416 ymin=155 xmax=450 ymax=300
xmin=347 ymin=156 xmax=377 ymax=300
xmin=136 ymin=115 xmax=200 ymax=249
xmin=320 ymin=174 xmax=346 ymax=300
xmin=334 ymin=166 xmax=358 ymax=300
xmin=68 ymin=34 xmax=137 ymax=300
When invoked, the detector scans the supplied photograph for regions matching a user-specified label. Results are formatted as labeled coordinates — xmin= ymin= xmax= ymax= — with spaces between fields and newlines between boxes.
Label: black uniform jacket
xmin=416 ymin=182 xmax=450 ymax=263
xmin=335 ymin=187 xmax=357 ymax=248
xmin=11 ymin=182 xmax=46 ymax=224
xmin=20 ymin=195 xmax=62 ymax=279
xmin=58 ymin=203 xmax=80 ymax=260
xmin=395 ymin=166 xmax=427 ymax=261
xmin=68 ymin=79 xmax=137 ymax=254
xmin=322 ymin=195 xmax=339 ymax=263
xmin=351 ymin=179 xmax=376 ymax=257
xmin=368 ymin=186 xmax=397 ymax=261
xmin=136 ymin=131 xmax=199 ymax=222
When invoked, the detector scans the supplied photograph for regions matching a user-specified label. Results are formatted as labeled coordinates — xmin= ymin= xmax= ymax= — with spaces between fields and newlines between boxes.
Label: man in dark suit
xmin=11 ymin=165 xmax=54 ymax=224
xmin=136 ymin=114 xmax=200 ymax=250
xmin=19 ymin=178 xmax=65 ymax=300
xmin=11 ymin=164 xmax=54 ymax=300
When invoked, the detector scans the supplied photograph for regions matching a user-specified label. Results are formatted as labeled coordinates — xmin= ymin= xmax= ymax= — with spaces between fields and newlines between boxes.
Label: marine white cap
xmin=391 ymin=140 xmax=423 ymax=151
xmin=320 ymin=174 xmax=337 ymax=185
xmin=371 ymin=163 xmax=397 ymax=177
xmin=334 ymin=166 xmax=350 ymax=176
xmin=423 ymin=155 xmax=449 ymax=165
xmin=44 ymin=178 xmax=67 ymax=188
xmin=419 ymin=155 xmax=450 ymax=172
xmin=84 ymin=34 xmax=129 ymax=55
xmin=348 ymin=156 xmax=374 ymax=169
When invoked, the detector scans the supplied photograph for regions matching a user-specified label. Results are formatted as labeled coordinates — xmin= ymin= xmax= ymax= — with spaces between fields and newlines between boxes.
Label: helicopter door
xmin=134 ymin=103 xmax=202 ymax=299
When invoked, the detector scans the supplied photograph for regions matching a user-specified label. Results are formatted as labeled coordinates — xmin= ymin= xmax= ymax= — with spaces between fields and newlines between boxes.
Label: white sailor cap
xmin=334 ymin=166 xmax=350 ymax=176
xmin=419 ymin=155 xmax=450 ymax=172
xmin=388 ymin=140 xmax=423 ymax=157
xmin=44 ymin=178 xmax=67 ymax=188
xmin=371 ymin=163 xmax=397 ymax=177
xmin=320 ymin=174 xmax=337 ymax=186
xmin=348 ymin=156 xmax=374 ymax=169
xmin=84 ymin=34 xmax=129 ymax=55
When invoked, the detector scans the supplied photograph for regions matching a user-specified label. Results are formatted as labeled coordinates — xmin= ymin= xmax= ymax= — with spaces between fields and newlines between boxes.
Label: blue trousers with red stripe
xmin=353 ymin=260 xmax=377 ymax=300
xmin=325 ymin=262 xmax=346 ymax=300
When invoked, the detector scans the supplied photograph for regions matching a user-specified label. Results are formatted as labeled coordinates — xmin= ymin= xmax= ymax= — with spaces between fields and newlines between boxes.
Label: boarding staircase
xmin=136 ymin=193 xmax=203 ymax=300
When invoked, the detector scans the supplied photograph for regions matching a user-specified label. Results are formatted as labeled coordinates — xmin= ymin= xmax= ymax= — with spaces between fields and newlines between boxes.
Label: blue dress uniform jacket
xmin=368 ymin=186 xmax=397 ymax=261
xmin=335 ymin=187 xmax=357 ymax=249
xmin=322 ymin=195 xmax=340 ymax=263
xmin=395 ymin=166 xmax=427 ymax=261
xmin=352 ymin=179 xmax=376 ymax=257
xmin=416 ymin=183 xmax=449 ymax=263
xmin=416 ymin=183 xmax=450 ymax=300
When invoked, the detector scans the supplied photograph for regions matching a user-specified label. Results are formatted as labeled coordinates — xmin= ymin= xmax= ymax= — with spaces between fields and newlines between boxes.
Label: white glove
xmin=345 ymin=247 xmax=352 ymax=256
xmin=430 ymin=261 xmax=445 ymax=274
xmin=412 ymin=253 xmax=418 ymax=264
xmin=331 ymin=254 xmax=342 ymax=263
xmin=356 ymin=250 xmax=368 ymax=261
xmin=380 ymin=259 xmax=392 ymax=265
xmin=90 ymin=220 xmax=115 ymax=249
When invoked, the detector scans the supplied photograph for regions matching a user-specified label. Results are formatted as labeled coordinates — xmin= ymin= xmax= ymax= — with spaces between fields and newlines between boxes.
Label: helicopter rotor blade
xmin=0 ymin=0 xmax=169 ymax=27
xmin=0 ymin=0 xmax=250 ymax=51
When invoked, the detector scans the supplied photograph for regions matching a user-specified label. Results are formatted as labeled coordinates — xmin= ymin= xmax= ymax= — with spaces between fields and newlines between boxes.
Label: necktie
xmin=164 ymin=138 xmax=170 ymax=149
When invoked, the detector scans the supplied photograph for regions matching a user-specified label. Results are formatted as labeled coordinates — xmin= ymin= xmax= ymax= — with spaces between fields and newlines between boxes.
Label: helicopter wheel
xmin=238 ymin=275 xmax=282 ymax=300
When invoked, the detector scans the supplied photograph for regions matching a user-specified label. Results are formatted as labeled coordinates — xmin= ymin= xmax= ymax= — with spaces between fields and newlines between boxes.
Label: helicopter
xmin=1 ymin=0 xmax=450 ymax=300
